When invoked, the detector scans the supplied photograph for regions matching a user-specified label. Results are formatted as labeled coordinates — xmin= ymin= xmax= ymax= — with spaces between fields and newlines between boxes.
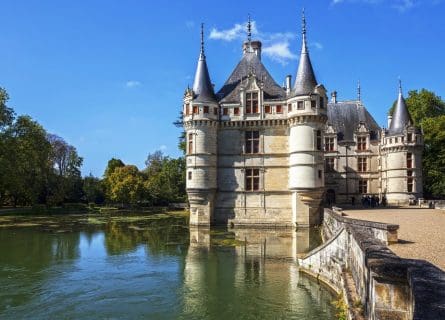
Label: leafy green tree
xmin=83 ymin=174 xmax=105 ymax=204
xmin=107 ymin=165 xmax=146 ymax=206
xmin=173 ymin=111 xmax=186 ymax=154
xmin=103 ymin=158 xmax=125 ymax=202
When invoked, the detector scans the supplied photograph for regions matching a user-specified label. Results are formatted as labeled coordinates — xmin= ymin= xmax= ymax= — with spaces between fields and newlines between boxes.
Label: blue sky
xmin=1 ymin=0 xmax=444 ymax=176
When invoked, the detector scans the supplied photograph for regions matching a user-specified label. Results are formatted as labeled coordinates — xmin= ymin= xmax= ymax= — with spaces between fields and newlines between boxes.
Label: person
xmin=381 ymin=195 xmax=387 ymax=207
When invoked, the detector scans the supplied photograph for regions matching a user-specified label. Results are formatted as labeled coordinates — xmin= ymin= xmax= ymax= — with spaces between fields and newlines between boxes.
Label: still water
xmin=0 ymin=213 xmax=336 ymax=319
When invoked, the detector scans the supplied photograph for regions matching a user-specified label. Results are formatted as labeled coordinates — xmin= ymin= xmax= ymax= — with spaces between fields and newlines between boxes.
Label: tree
xmin=83 ymin=174 xmax=105 ymax=204
xmin=103 ymin=158 xmax=125 ymax=202
xmin=107 ymin=165 xmax=146 ymax=206
xmin=0 ymin=88 xmax=14 ymax=130
xmin=173 ymin=111 xmax=186 ymax=154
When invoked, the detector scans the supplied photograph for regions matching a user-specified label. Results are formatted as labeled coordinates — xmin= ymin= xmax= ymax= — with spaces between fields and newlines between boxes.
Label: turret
xmin=288 ymin=10 xmax=327 ymax=227
xmin=183 ymin=24 xmax=218 ymax=226
xmin=381 ymin=80 xmax=423 ymax=205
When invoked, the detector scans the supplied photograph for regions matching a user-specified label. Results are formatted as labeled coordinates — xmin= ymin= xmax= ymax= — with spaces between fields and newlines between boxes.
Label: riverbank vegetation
xmin=0 ymin=87 xmax=186 ymax=210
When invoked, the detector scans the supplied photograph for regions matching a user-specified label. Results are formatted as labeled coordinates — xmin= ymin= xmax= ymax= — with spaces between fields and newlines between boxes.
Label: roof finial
xmin=247 ymin=14 xmax=252 ymax=43
xmin=301 ymin=8 xmax=308 ymax=53
xmin=398 ymin=77 xmax=402 ymax=95
xmin=200 ymin=23 xmax=205 ymax=58
xmin=357 ymin=80 xmax=361 ymax=102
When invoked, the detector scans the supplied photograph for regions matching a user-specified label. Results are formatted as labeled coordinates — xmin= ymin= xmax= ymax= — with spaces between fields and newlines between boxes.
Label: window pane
xmin=253 ymin=141 xmax=259 ymax=153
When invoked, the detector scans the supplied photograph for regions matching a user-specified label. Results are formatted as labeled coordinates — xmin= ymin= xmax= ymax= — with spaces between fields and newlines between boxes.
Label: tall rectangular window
xmin=325 ymin=158 xmax=335 ymax=172
xmin=320 ymin=97 xmax=324 ymax=109
xmin=203 ymin=106 xmax=209 ymax=114
xmin=407 ymin=153 xmax=412 ymax=168
xmin=311 ymin=100 xmax=317 ymax=109
xmin=357 ymin=137 xmax=367 ymax=151
xmin=188 ymin=171 xmax=192 ymax=180
xmin=407 ymin=133 xmax=413 ymax=142
xmin=276 ymin=105 xmax=282 ymax=113
xmin=246 ymin=92 xmax=259 ymax=114
xmin=188 ymin=133 xmax=193 ymax=155
xmin=264 ymin=105 xmax=271 ymax=114
xmin=245 ymin=168 xmax=260 ymax=191
xmin=325 ymin=137 xmax=335 ymax=151
xmin=358 ymin=157 xmax=367 ymax=172
xmin=358 ymin=179 xmax=368 ymax=194
xmin=193 ymin=106 xmax=199 ymax=114
xmin=316 ymin=130 xmax=322 ymax=151
xmin=288 ymin=104 xmax=292 ymax=112
xmin=297 ymin=101 xmax=304 ymax=110
xmin=234 ymin=107 xmax=240 ymax=115
xmin=214 ymin=107 xmax=218 ymax=115
xmin=407 ymin=170 xmax=413 ymax=192
xmin=245 ymin=131 xmax=260 ymax=154
xmin=223 ymin=108 xmax=228 ymax=115
xmin=185 ymin=103 xmax=190 ymax=115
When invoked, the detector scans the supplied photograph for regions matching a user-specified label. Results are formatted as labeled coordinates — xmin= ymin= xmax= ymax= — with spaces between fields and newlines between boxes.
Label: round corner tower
xmin=381 ymin=81 xmax=423 ymax=205
xmin=183 ymin=24 xmax=218 ymax=226
xmin=287 ymin=11 xmax=328 ymax=227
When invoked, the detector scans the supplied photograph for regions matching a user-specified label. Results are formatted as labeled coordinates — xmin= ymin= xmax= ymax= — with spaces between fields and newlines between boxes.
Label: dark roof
xmin=388 ymin=86 xmax=413 ymax=136
xmin=293 ymin=12 xmax=317 ymax=96
xmin=216 ymin=51 xmax=286 ymax=103
xmin=192 ymin=51 xmax=217 ymax=104
xmin=327 ymin=101 xmax=381 ymax=141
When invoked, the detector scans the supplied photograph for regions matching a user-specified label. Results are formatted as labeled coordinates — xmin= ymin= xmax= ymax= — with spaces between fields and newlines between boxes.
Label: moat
xmin=0 ymin=212 xmax=336 ymax=319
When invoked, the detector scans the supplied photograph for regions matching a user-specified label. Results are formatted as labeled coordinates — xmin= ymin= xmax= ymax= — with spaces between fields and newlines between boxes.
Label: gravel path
xmin=343 ymin=208 xmax=445 ymax=271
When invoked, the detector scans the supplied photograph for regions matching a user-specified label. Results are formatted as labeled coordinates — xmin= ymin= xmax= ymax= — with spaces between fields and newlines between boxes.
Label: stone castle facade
xmin=182 ymin=14 xmax=423 ymax=227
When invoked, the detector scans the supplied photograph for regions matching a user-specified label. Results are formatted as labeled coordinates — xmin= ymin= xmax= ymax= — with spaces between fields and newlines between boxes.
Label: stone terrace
xmin=343 ymin=208 xmax=445 ymax=271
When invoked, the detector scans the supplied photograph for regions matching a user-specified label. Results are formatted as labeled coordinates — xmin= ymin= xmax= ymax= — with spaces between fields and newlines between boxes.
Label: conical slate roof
xmin=192 ymin=25 xmax=217 ymax=104
xmin=216 ymin=50 xmax=286 ymax=103
xmin=388 ymin=81 xmax=413 ymax=136
xmin=293 ymin=11 xmax=317 ymax=96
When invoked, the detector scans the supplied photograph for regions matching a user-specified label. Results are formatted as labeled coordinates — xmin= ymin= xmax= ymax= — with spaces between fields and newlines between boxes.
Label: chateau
xmin=182 ymin=13 xmax=423 ymax=227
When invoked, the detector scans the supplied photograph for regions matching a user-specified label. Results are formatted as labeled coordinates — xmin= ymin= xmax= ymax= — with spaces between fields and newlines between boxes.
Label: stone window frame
xmin=297 ymin=100 xmax=305 ymax=110
xmin=325 ymin=157 xmax=335 ymax=172
xmin=244 ymin=130 xmax=260 ymax=154
xmin=245 ymin=91 xmax=259 ymax=114
xmin=188 ymin=133 xmax=194 ymax=155
xmin=325 ymin=136 xmax=335 ymax=152
xmin=245 ymin=168 xmax=260 ymax=191
xmin=356 ymin=136 xmax=367 ymax=151
xmin=407 ymin=153 xmax=413 ymax=169
xmin=358 ymin=179 xmax=368 ymax=194
xmin=357 ymin=157 xmax=368 ymax=172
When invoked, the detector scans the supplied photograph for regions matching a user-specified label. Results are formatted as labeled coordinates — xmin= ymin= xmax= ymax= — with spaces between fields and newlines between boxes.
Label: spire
xmin=357 ymin=80 xmax=361 ymax=102
xmin=247 ymin=14 xmax=252 ymax=43
xmin=388 ymin=79 xmax=413 ymax=135
xmin=192 ymin=23 xmax=217 ymax=103
xmin=293 ymin=9 xmax=318 ymax=95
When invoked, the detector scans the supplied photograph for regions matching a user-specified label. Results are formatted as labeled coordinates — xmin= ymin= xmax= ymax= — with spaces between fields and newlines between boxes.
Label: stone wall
xmin=298 ymin=208 xmax=445 ymax=320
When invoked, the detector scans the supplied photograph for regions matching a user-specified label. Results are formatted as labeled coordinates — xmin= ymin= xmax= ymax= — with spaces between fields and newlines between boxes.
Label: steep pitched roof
xmin=327 ymin=101 xmax=381 ymax=141
xmin=388 ymin=82 xmax=413 ymax=136
xmin=293 ymin=11 xmax=317 ymax=96
xmin=192 ymin=24 xmax=217 ymax=104
xmin=216 ymin=50 xmax=286 ymax=103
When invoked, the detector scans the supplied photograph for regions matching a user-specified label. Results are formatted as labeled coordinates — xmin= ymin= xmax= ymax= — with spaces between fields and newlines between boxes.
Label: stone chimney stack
xmin=243 ymin=40 xmax=262 ymax=60
xmin=331 ymin=91 xmax=338 ymax=103
xmin=285 ymin=75 xmax=292 ymax=95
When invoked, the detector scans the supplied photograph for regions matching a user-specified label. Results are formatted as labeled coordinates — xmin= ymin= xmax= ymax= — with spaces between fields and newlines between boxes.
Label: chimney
xmin=331 ymin=91 xmax=337 ymax=103
xmin=285 ymin=75 xmax=292 ymax=95
xmin=387 ymin=115 xmax=392 ymax=128
xmin=243 ymin=40 xmax=262 ymax=60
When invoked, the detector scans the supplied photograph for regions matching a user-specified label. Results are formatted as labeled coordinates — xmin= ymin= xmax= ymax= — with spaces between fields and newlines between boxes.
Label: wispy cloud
xmin=125 ymin=80 xmax=142 ymax=88
xmin=331 ymin=0 xmax=418 ymax=12
xmin=262 ymin=41 xmax=297 ymax=65
xmin=310 ymin=42 xmax=324 ymax=50
xmin=210 ymin=21 xmax=302 ymax=65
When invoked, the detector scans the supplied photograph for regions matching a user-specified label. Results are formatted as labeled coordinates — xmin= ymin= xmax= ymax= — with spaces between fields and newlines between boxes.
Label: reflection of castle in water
xmin=183 ymin=227 xmax=334 ymax=318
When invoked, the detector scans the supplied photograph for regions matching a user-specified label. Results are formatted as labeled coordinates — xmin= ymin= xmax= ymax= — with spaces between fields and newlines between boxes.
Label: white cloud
xmin=310 ymin=42 xmax=324 ymax=50
xmin=125 ymin=80 xmax=142 ymax=88
xmin=262 ymin=41 xmax=297 ymax=65
xmin=210 ymin=20 xmax=302 ymax=64
xmin=331 ymin=0 xmax=419 ymax=11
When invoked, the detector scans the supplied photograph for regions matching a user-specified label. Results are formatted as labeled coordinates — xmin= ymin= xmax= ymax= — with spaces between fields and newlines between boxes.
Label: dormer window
xmin=357 ymin=136 xmax=367 ymax=151
xmin=246 ymin=92 xmax=259 ymax=114
xmin=325 ymin=137 xmax=335 ymax=152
